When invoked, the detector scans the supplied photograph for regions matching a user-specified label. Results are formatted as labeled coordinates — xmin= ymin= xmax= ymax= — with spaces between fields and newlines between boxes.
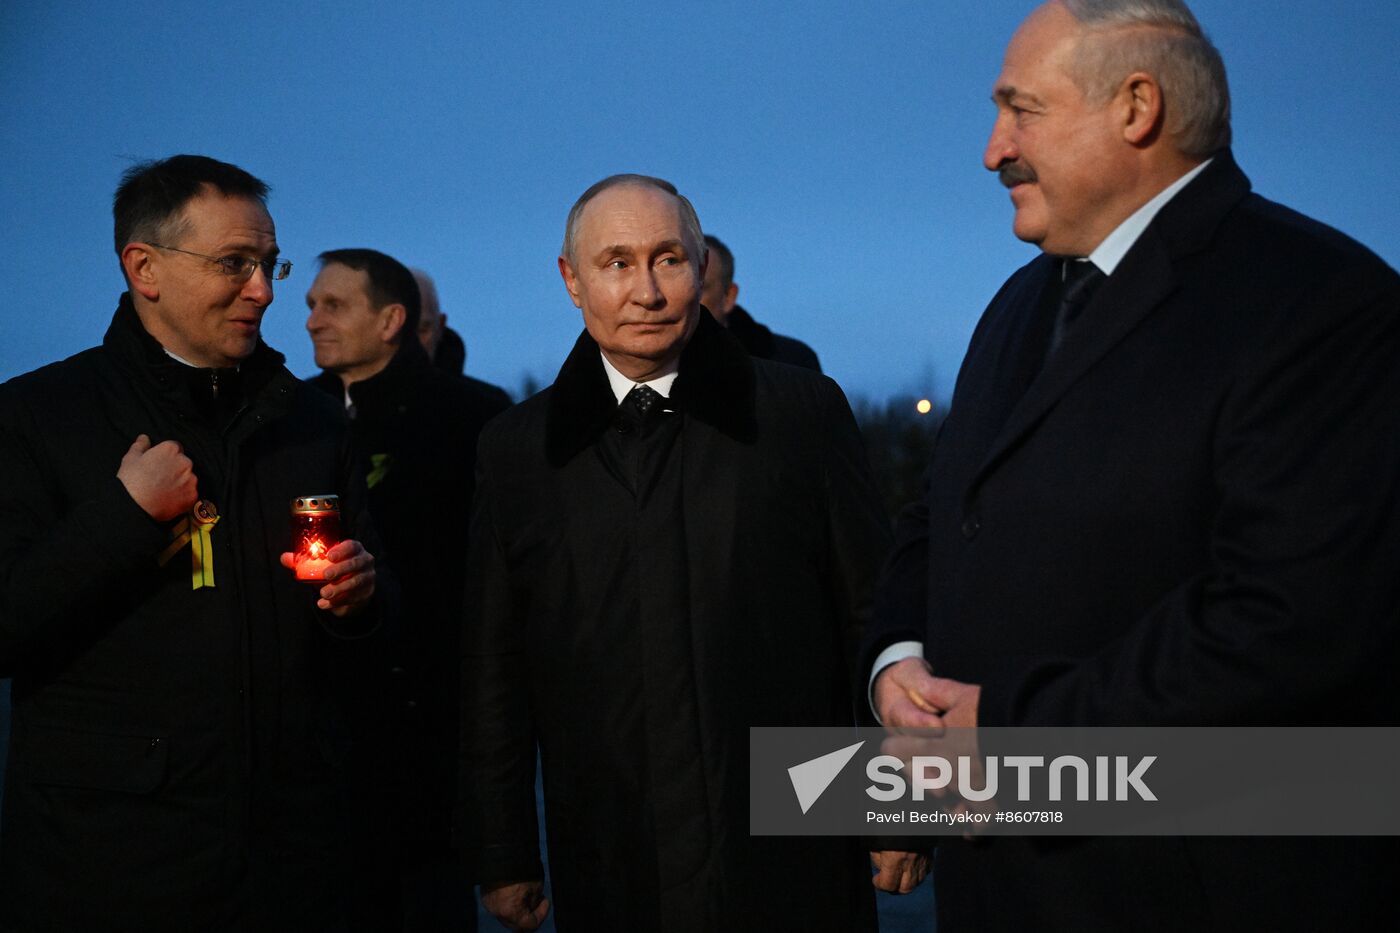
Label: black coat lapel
xmin=670 ymin=311 xmax=757 ymax=444
xmin=545 ymin=331 xmax=618 ymax=467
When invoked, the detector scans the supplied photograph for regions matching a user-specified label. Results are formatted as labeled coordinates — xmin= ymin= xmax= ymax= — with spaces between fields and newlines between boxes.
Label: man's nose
xmin=983 ymin=115 xmax=1017 ymax=172
xmin=243 ymin=264 xmax=274 ymax=305
xmin=631 ymin=268 xmax=665 ymax=309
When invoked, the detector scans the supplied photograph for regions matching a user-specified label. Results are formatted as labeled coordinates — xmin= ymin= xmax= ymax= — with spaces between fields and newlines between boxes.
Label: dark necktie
xmin=1047 ymin=259 xmax=1106 ymax=358
xmin=621 ymin=384 xmax=665 ymax=425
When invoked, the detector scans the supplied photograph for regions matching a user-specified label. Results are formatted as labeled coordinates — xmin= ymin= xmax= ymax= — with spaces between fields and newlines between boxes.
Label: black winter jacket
xmin=308 ymin=342 xmax=508 ymax=859
xmin=0 ymin=295 xmax=381 ymax=933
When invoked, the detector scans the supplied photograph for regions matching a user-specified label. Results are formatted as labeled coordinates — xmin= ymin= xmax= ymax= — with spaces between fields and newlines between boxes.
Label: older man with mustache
xmin=864 ymin=0 xmax=1400 ymax=929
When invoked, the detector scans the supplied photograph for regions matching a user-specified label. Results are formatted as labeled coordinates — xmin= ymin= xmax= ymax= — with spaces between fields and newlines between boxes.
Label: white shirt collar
xmin=163 ymin=347 xmax=241 ymax=372
xmin=1086 ymin=158 xmax=1212 ymax=275
xmin=163 ymin=348 xmax=197 ymax=367
xmin=600 ymin=352 xmax=680 ymax=405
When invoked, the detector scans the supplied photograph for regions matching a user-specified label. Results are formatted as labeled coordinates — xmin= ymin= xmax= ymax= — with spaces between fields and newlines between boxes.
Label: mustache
xmin=998 ymin=162 xmax=1037 ymax=188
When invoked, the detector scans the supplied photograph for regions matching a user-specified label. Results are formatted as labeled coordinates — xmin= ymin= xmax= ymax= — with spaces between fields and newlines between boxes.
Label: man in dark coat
xmin=701 ymin=234 xmax=822 ymax=371
xmin=0 ymin=155 xmax=381 ymax=932
xmin=413 ymin=266 xmax=469 ymax=377
xmin=461 ymin=175 xmax=897 ymax=932
xmin=864 ymin=1 xmax=1400 ymax=930
xmin=412 ymin=267 xmax=514 ymax=404
xmin=305 ymin=248 xmax=510 ymax=931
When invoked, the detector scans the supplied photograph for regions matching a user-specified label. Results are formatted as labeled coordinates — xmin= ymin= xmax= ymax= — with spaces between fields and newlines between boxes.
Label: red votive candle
xmin=291 ymin=495 xmax=341 ymax=581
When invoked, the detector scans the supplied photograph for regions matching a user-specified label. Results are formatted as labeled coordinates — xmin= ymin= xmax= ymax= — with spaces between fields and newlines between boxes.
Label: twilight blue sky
xmin=2 ymin=0 xmax=1395 ymax=403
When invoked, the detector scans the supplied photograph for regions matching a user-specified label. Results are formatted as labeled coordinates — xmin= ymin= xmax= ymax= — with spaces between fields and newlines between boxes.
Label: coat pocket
xmin=12 ymin=722 xmax=169 ymax=794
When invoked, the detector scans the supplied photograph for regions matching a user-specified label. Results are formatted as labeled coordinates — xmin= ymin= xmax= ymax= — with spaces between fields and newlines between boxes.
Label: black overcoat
xmin=461 ymin=313 xmax=888 ymax=932
xmin=864 ymin=151 xmax=1400 ymax=929
xmin=309 ymin=341 xmax=509 ymax=858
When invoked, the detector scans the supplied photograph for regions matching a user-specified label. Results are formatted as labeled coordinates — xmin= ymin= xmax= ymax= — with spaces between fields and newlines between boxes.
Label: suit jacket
xmin=460 ymin=311 xmax=888 ymax=932
xmin=433 ymin=326 xmax=467 ymax=376
xmin=864 ymin=151 xmax=1400 ymax=931
xmin=726 ymin=305 xmax=823 ymax=372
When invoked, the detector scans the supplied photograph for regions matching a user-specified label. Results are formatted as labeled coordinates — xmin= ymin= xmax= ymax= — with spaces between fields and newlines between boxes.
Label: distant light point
xmin=916 ymin=399 xmax=933 ymax=415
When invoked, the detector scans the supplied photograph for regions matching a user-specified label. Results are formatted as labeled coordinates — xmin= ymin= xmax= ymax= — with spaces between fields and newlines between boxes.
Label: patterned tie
xmin=1047 ymin=259 xmax=1106 ymax=358
xmin=622 ymin=384 xmax=665 ymax=423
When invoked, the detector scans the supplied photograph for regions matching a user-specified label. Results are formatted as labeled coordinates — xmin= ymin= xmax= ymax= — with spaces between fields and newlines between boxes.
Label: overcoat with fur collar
xmin=460 ymin=312 xmax=888 ymax=932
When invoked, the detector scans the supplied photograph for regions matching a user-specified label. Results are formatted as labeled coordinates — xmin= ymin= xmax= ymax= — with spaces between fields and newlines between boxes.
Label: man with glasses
xmin=0 ymin=154 xmax=382 ymax=932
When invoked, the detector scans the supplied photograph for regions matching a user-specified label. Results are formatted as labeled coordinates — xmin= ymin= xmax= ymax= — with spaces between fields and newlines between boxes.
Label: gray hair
xmin=561 ymin=174 xmax=704 ymax=265
xmin=1061 ymin=0 xmax=1231 ymax=157
xmin=410 ymin=268 xmax=440 ymax=313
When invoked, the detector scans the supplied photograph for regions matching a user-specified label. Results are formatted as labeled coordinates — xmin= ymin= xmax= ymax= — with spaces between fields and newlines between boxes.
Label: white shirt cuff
xmin=868 ymin=640 xmax=925 ymax=724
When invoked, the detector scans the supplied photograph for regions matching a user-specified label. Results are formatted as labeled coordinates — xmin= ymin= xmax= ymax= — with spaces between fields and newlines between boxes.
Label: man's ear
xmin=558 ymin=255 xmax=584 ymax=309
xmin=121 ymin=244 xmax=160 ymax=301
xmin=1119 ymin=71 xmax=1164 ymax=146
xmin=379 ymin=304 xmax=407 ymax=344
xmin=723 ymin=282 xmax=740 ymax=316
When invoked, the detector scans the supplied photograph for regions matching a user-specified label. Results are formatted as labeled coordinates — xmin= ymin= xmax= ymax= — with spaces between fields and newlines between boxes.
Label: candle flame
xmin=307 ymin=538 xmax=327 ymax=559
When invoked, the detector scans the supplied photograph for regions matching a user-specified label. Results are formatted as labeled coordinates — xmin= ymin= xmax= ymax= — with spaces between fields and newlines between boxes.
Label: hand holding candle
xmin=280 ymin=539 xmax=376 ymax=616
xmin=283 ymin=495 xmax=376 ymax=616
xmin=289 ymin=495 xmax=340 ymax=580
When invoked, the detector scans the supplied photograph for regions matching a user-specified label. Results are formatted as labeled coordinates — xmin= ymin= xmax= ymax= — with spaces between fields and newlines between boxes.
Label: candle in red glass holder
xmin=291 ymin=495 xmax=341 ymax=581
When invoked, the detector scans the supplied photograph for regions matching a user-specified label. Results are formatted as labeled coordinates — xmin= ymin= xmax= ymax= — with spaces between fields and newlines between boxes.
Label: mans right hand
xmin=873 ymin=656 xmax=946 ymax=729
xmin=117 ymin=434 xmax=198 ymax=522
xmin=481 ymin=879 xmax=550 ymax=932
xmin=871 ymin=849 xmax=930 ymax=893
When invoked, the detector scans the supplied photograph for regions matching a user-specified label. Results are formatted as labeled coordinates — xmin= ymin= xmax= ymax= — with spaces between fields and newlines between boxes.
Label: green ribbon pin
xmin=366 ymin=452 xmax=393 ymax=489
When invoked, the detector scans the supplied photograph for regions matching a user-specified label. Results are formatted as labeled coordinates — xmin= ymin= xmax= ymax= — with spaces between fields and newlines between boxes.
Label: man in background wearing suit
xmin=305 ymin=249 xmax=509 ymax=932
xmin=700 ymin=234 xmax=822 ymax=371
xmin=864 ymin=1 xmax=1400 ymax=929
xmin=411 ymin=267 xmax=509 ymax=396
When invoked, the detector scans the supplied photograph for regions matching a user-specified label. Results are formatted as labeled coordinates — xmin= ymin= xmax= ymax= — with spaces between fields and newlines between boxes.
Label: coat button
xmin=961 ymin=515 xmax=981 ymax=540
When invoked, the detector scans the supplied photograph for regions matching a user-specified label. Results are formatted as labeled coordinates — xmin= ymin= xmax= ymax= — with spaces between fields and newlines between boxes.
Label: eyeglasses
xmin=149 ymin=244 xmax=292 ymax=281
